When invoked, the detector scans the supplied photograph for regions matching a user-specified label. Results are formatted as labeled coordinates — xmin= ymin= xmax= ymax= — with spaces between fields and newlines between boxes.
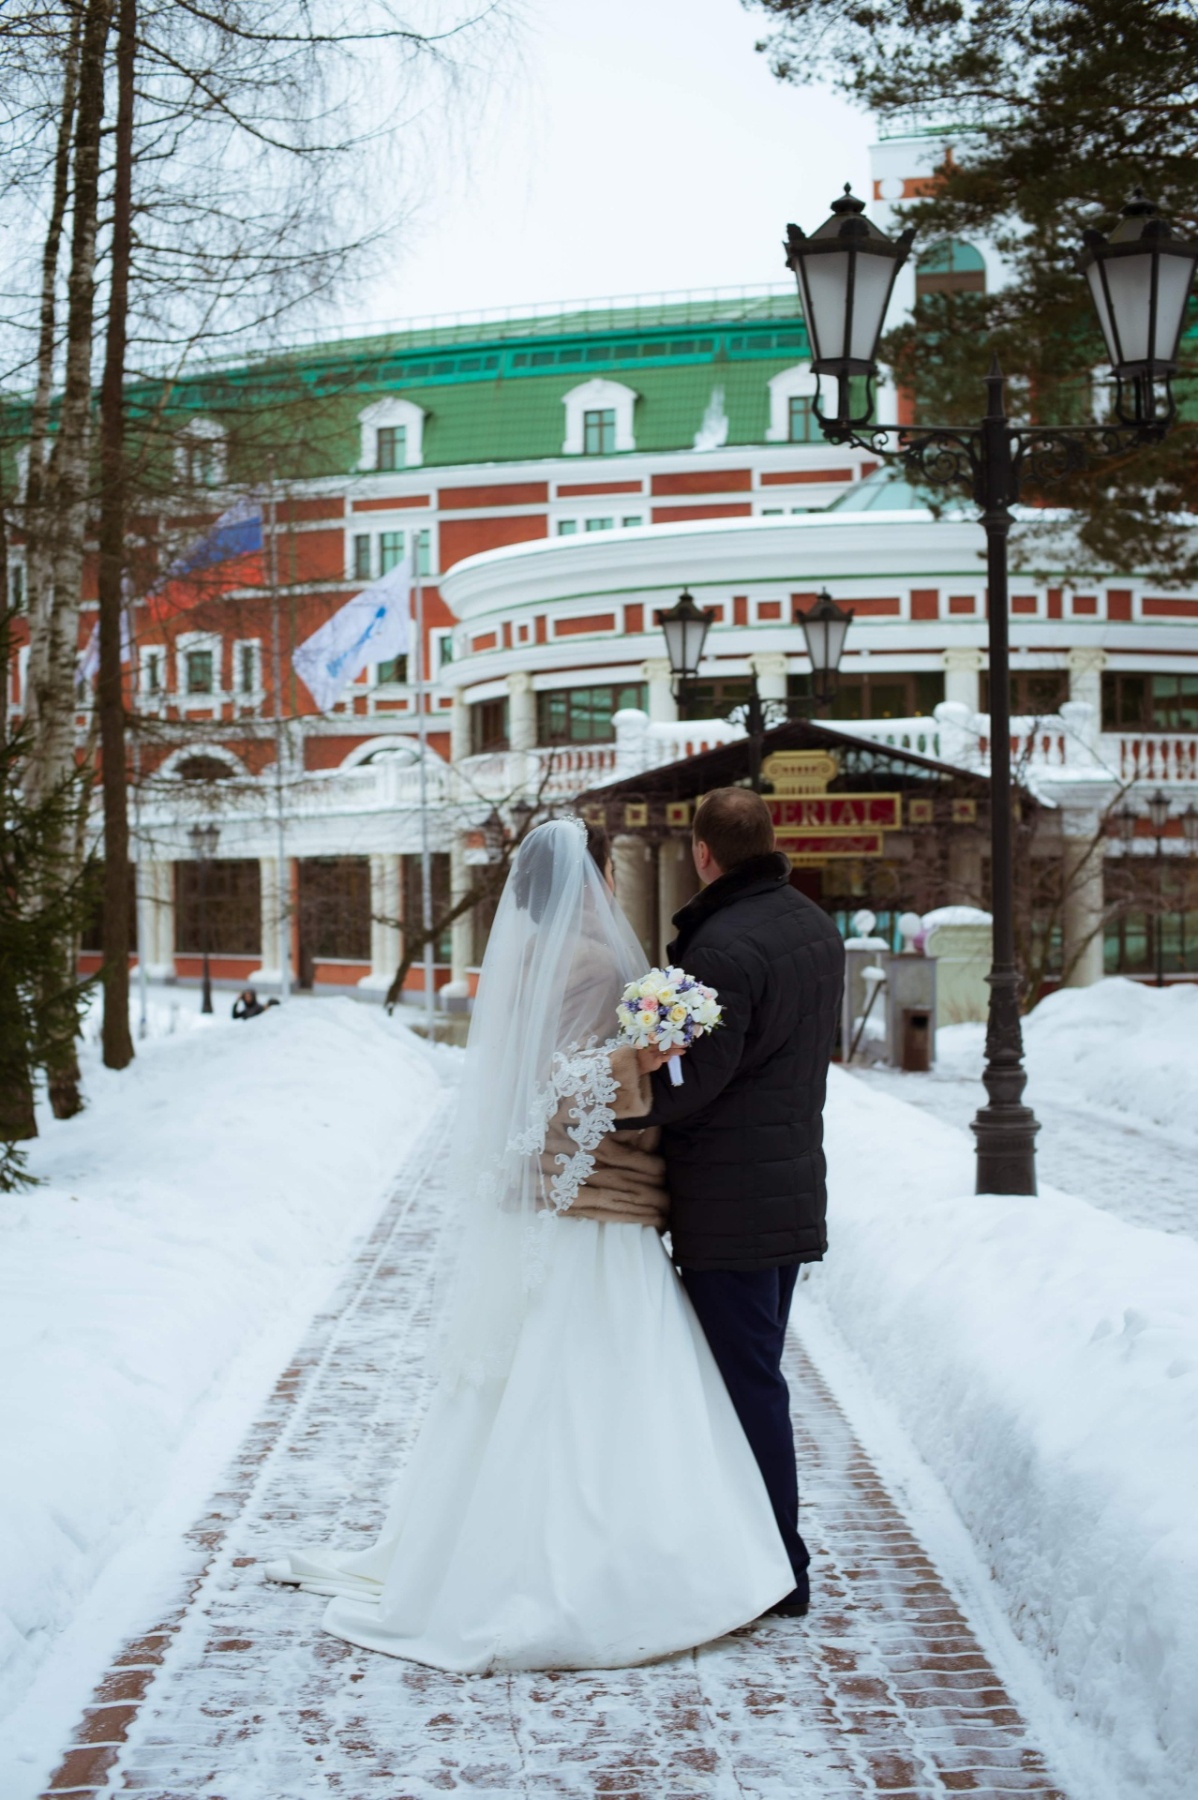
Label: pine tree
xmin=751 ymin=0 xmax=1198 ymax=581
xmin=0 ymin=727 xmax=98 ymax=1191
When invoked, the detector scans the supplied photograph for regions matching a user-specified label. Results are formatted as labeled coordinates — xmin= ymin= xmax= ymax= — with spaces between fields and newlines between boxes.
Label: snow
xmin=921 ymin=904 xmax=993 ymax=928
xmin=5 ymin=975 xmax=1196 ymax=1800
xmin=1021 ymin=977 xmax=1198 ymax=1142
xmin=934 ymin=977 xmax=1198 ymax=1144
xmin=0 ymin=995 xmax=445 ymax=1726
xmin=815 ymin=1061 xmax=1198 ymax=1800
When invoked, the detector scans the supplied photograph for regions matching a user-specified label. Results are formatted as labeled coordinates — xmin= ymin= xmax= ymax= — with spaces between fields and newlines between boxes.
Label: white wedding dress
xmin=266 ymin=820 xmax=793 ymax=1672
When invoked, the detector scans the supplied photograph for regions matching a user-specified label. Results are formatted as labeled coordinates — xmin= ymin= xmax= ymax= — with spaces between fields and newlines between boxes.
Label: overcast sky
xmin=355 ymin=0 xmax=874 ymax=328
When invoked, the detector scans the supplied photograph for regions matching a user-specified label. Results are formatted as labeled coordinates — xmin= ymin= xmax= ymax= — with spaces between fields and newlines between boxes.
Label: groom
xmin=624 ymin=787 xmax=844 ymax=1615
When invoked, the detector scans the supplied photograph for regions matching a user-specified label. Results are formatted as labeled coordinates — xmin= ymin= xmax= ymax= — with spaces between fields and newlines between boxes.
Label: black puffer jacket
xmin=623 ymin=852 xmax=845 ymax=1271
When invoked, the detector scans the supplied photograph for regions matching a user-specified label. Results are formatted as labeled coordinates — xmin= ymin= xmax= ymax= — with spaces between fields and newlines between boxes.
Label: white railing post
xmin=613 ymin=707 xmax=652 ymax=780
xmin=932 ymin=701 xmax=977 ymax=770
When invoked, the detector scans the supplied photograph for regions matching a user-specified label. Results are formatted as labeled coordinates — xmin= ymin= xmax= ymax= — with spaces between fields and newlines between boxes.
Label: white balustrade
xmin=837 ymin=703 xmax=1198 ymax=788
xmin=125 ymin=702 xmax=1198 ymax=852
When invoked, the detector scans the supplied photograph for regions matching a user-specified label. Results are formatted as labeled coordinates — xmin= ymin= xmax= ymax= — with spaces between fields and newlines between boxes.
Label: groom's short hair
xmin=693 ymin=788 xmax=776 ymax=872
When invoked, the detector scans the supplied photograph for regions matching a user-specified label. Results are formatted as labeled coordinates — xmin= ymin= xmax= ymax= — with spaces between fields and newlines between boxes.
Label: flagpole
xmin=268 ymin=471 xmax=291 ymax=1003
xmin=415 ymin=544 xmax=435 ymax=1039
xmin=128 ymin=587 xmax=148 ymax=1040
xmin=123 ymin=583 xmax=150 ymax=1044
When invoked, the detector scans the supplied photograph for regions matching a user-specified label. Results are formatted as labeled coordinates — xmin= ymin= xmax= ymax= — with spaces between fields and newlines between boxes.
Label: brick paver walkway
xmin=42 ymin=1108 xmax=1070 ymax=1800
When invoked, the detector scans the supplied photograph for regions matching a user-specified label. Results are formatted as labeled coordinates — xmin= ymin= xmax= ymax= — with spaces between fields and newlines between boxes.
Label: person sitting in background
xmin=232 ymin=989 xmax=265 ymax=1021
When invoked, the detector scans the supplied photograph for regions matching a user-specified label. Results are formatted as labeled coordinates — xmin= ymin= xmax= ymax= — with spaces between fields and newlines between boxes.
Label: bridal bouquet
xmin=616 ymin=966 xmax=723 ymax=1087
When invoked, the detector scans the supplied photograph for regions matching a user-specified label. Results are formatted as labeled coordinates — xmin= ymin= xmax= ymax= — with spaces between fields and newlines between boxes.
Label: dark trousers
xmin=680 ymin=1263 xmax=809 ymax=1588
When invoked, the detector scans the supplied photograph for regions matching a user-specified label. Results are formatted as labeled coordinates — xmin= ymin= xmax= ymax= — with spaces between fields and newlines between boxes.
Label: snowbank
xmin=0 ymin=998 xmax=444 ymax=1723
xmin=1024 ymin=978 xmax=1198 ymax=1140
xmin=817 ymin=1067 xmax=1198 ymax=1800
xmin=936 ymin=977 xmax=1198 ymax=1143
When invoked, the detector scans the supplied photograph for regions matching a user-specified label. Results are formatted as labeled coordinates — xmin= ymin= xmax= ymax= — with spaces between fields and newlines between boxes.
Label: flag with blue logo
xmin=292 ymin=555 xmax=413 ymax=712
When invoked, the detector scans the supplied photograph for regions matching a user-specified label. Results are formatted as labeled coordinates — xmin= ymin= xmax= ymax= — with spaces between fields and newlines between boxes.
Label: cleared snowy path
xmin=41 ymin=1114 xmax=1070 ymax=1800
xmin=852 ymin=1065 xmax=1198 ymax=1239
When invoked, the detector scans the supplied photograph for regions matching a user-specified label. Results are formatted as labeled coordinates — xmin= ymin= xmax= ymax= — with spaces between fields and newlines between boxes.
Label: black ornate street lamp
xmin=188 ymin=821 xmax=220 ymax=1014
xmin=656 ymin=589 xmax=718 ymax=695
xmin=657 ymin=586 xmax=855 ymax=793
xmin=1146 ymin=787 xmax=1171 ymax=988
xmin=796 ymin=588 xmax=855 ymax=705
xmin=784 ymin=186 xmax=1198 ymax=1195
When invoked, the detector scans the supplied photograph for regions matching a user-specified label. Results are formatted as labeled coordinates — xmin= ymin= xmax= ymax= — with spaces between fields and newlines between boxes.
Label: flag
xmin=292 ymin=556 xmax=412 ymax=713
xmin=148 ymin=496 xmax=265 ymax=623
xmin=160 ymin=495 xmax=262 ymax=585
xmin=77 ymin=601 xmax=134 ymax=687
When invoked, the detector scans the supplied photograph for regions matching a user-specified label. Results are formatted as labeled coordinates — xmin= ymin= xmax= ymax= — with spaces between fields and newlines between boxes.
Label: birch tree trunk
xmin=0 ymin=494 xmax=37 ymax=1146
xmin=96 ymin=0 xmax=135 ymax=1071
xmin=27 ymin=0 xmax=114 ymax=1118
xmin=22 ymin=7 xmax=81 ymax=753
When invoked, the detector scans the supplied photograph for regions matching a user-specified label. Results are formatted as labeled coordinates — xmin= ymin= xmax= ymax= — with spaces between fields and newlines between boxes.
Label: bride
xmin=265 ymin=815 xmax=793 ymax=1672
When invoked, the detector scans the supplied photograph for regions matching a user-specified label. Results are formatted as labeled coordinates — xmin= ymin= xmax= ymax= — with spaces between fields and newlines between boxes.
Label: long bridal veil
xmin=433 ymin=816 xmax=645 ymax=1387
xmin=267 ymin=814 xmax=797 ymax=1667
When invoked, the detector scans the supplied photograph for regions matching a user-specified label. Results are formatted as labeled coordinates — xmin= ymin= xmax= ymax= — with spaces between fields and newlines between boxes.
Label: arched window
xmin=765 ymin=364 xmax=820 ymax=443
xmin=174 ymin=418 xmax=227 ymax=488
xmin=561 ymin=379 xmax=638 ymax=455
xmin=915 ymin=239 xmax=986 ymax=299
xmin=357 ymin=396 xmax=427 ymax=471
xmin=175 ymin=754 xmax=235 ymax=781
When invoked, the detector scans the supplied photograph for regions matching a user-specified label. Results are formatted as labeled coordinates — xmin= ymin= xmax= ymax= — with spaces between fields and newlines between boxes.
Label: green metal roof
xmin=127 ymin=299 xmax=814 ymax=478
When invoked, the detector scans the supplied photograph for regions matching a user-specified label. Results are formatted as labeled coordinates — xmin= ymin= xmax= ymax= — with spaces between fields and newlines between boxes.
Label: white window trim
xmin=174 ymin=416 xmax=228 ymax=487
xmin=555 ymin=511 xmax=644 ymax=536
xmin=138 ymin=644 xmax=168 ymax=707
xmin=159 ymin=742 xmax=248 ymax=780
xmin=357 ymin=396 xmax=426 ymax=471
xmin=372 ymin=650 xmax=410 ymax=689
xmin=561 ymin=379 xmax=638 ymax=455
xmin=175 ymin=630 xmax=224 ymax=708
xmin=232 ymin=637 xmax=265 ymax=708
xmin=765 ymin=363 xmax=820 ymax=443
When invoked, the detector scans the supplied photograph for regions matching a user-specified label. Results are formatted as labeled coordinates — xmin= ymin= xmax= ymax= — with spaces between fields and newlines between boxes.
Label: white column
xmin=943 ymin=647 xmax=984 ymax=711
xmin=360 ymin=853 xmax=402 ymax=996
xmin=657 ymin=835 xmax=697 ymax=960
xmin=613 ymin=834 xmax=657 ymax=963
xmin=256 ymin=857 xmax=284 ymax=991
xmin=141 ymin=861 xmax=175 ymax=979
xmin=947 ymin=833 xmax=985 ymax=906
xmin=750 ymin=651 xmax=788 ymax=703
xmin=1067 ymin=647 xmax=1106 ymax=717
xmin=447 ymin=836 xmax=473 ymax=1001
xmin=450 ymin=687 xmax=471 ymax=763
xmin=642 ymin=657 xmax=678 ymax=725
xmin=1061 ymin=804 xmax=1107 ymax=988
xmin=506 ymin=671 xmax=536 ymax=752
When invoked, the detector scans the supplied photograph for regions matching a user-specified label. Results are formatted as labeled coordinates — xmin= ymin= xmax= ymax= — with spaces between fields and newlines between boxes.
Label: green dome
xmin=825 ymin=464 xmax=942 ymax=513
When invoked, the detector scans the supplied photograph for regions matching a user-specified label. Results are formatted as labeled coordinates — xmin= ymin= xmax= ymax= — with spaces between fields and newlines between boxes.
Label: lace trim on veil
xmin=510 ymin=1039 xmax=620 ymax=1215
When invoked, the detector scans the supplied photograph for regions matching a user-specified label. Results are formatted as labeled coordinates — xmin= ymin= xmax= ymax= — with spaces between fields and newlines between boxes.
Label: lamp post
xmin=656 ymin=586 xmax=853 ymax=792
xmin=656 ymin=589 xmax=718 ymax=698
xmin=188 ymin=821 xmax=219 ymax=1014
xmin=1146 ymin=787 xmax=1171 ymax=987
xmin=783 ymin=185 xmax=1198 ymax=1195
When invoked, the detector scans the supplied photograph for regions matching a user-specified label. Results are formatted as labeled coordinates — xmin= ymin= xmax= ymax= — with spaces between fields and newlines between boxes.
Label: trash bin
xmin=885 ymin=953 xmax=937 ymax=1069
xmin=901 ymin=1007 xmax=933 ymax=1072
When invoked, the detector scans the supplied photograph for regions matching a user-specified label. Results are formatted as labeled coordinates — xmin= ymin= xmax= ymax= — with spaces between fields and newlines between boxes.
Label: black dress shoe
xmin=764 ymin=1582 xmax=809 ymax=1618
